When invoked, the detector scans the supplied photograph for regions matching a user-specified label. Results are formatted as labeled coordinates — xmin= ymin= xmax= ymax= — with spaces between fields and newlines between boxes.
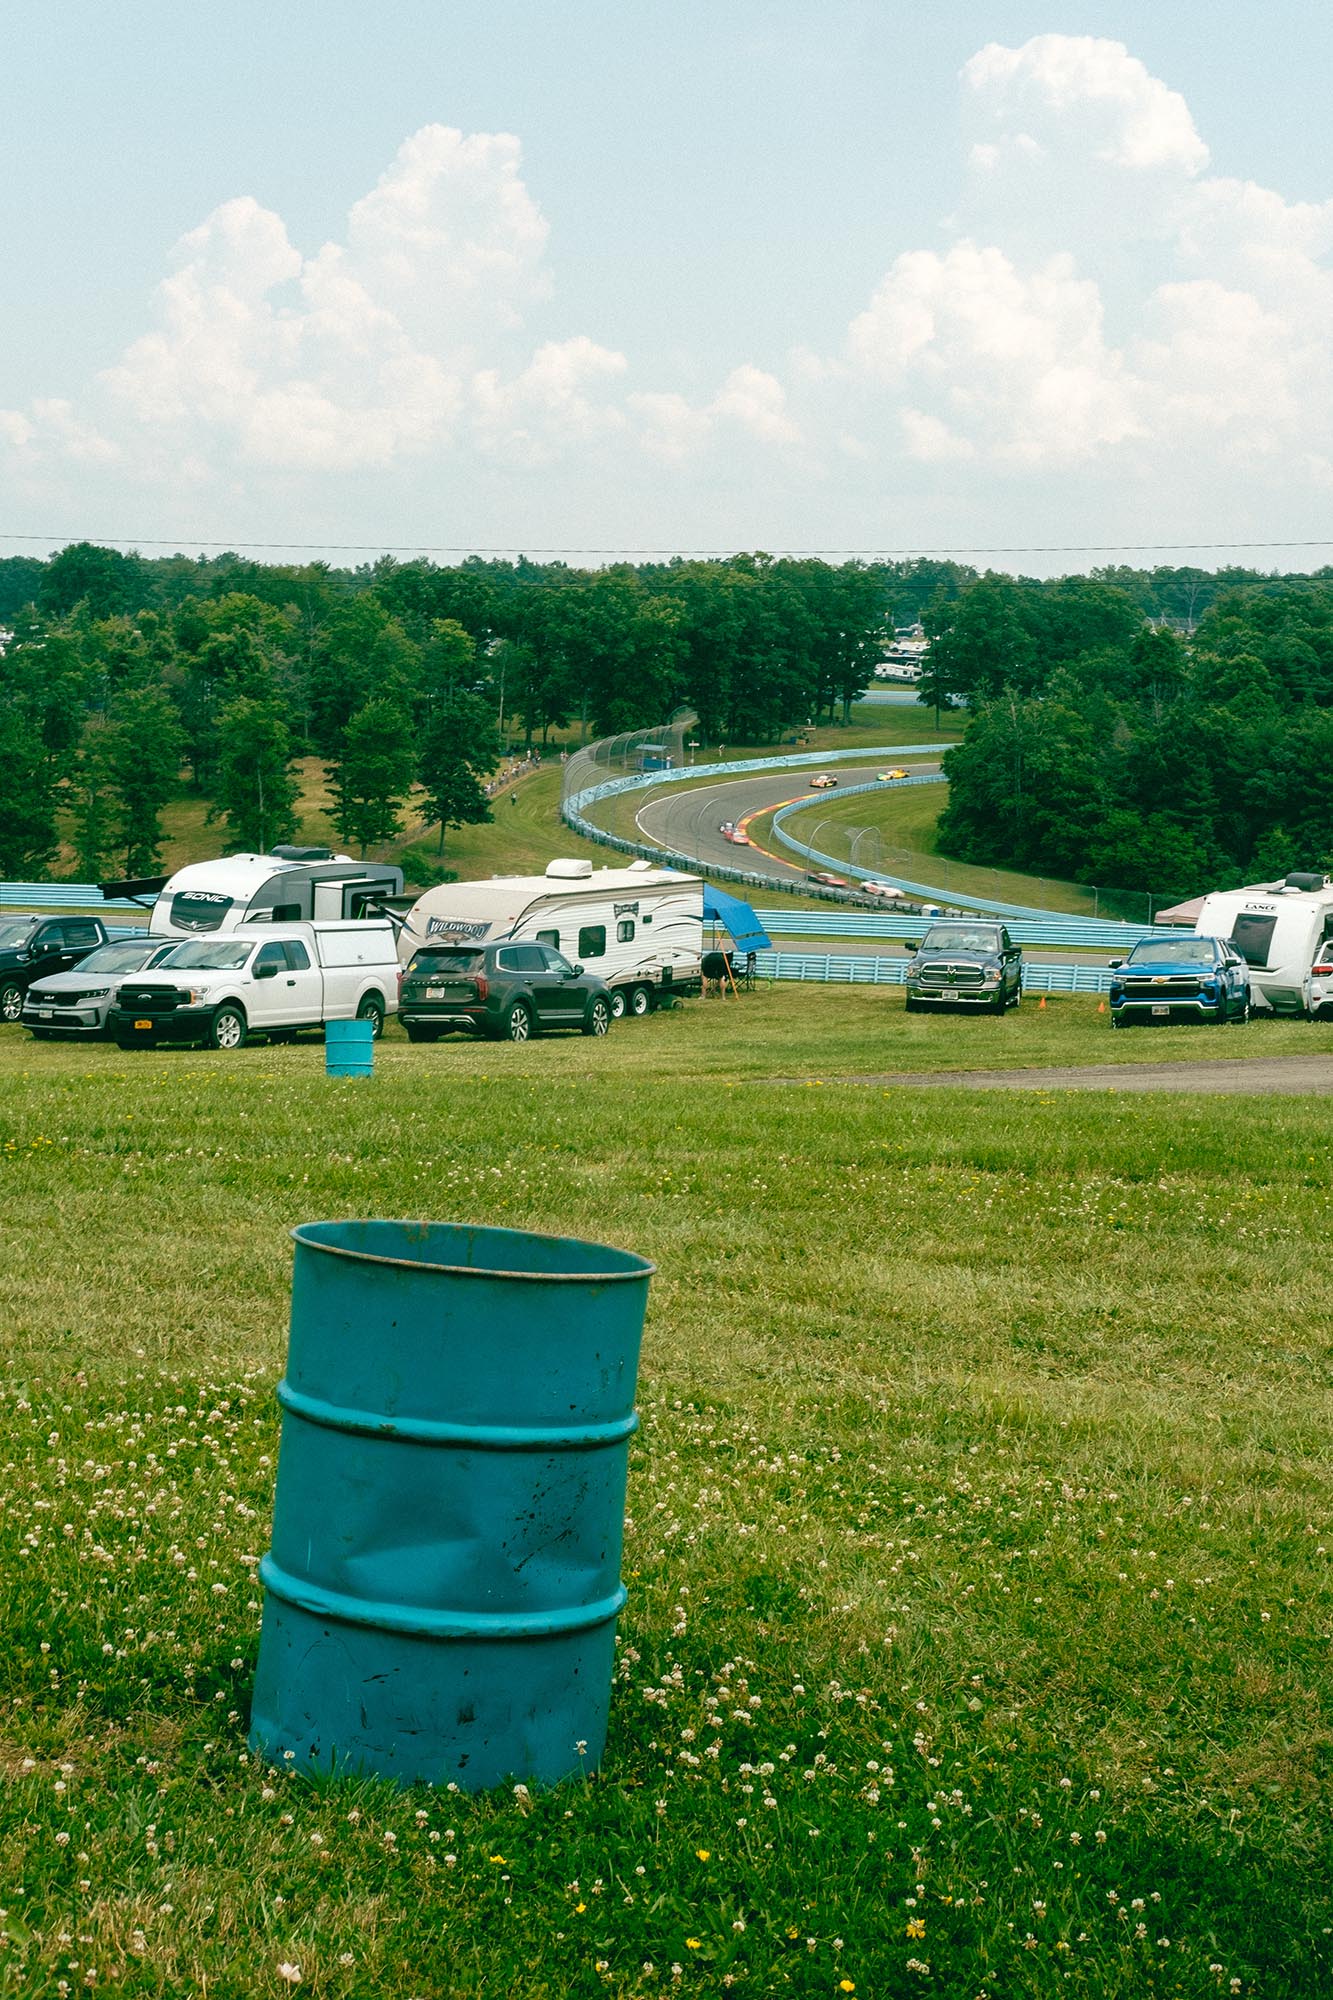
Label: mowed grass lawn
xmin=0 ymin=991 xmax=1330 ymax=1998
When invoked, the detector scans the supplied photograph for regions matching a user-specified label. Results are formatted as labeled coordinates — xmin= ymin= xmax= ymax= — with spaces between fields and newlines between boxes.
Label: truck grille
xmin=1123 ymin=976 xmax=1203 ymax=1000
xmin=117 ymin=985 xmax=182 ymax=1013
xmin=919 ymin=963 xmax=985 ymax=989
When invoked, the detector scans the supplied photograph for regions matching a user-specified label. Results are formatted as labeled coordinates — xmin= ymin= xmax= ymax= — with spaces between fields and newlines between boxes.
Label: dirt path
xmin=784 ymin=1055 xmax=1333 ymax=1095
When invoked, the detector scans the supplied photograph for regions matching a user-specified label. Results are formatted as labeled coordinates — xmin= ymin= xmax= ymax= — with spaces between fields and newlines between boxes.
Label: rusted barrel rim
xmin=291 ymin=1219 xmax=655 ymax=1284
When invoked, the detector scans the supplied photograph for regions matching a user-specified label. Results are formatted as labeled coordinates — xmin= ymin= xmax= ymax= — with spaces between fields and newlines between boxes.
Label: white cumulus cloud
xmin=828 ymin=32 xmax=1333 ymax=485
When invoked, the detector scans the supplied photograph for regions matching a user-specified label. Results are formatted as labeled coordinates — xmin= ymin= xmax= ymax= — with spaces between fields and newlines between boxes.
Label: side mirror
xmin=571 ymin=964 xmax=584 ymax=978
xmin=1108 ymin=958 xmax=1124 ymax=970
xmin=254 ymin=961 xmax=278 ymax=980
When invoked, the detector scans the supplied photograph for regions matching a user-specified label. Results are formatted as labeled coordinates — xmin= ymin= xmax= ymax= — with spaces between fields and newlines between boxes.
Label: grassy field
xmin=744 ymin=786 xmax=1153 ymax=924
xmin=0 ymin=992 xmax=1330 ymax=1998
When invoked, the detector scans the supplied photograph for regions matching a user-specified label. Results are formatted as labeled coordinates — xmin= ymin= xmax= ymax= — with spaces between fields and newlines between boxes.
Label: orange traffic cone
xmin=1097 ymin=999 xmax=1106 ymax=1014
xmin=1037 ymin=994 xmax=1047 ymax=1010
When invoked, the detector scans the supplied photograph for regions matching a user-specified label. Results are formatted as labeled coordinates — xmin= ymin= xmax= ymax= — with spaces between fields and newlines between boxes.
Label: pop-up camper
xmin=1194 ymin=872 xmax=1333 ymax=1014
xmin=400 ymin=859 xmax=703 ymax=1015
xmin=104 ymin=847 xmax=405 ymax=941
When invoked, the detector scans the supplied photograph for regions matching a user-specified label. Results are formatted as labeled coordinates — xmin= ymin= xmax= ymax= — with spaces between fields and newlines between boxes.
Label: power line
xmin=1 ymin=531 xmax=1332 ymax=561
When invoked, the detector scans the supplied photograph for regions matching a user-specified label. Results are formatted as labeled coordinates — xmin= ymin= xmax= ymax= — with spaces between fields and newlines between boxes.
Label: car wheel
xmin=405 ymin=1024 xmax=441 ymax=1044
xmin=0 ymin=981 xmax=21 ymax=1024
xmin=1232 ymin=996 xmax=1250 ymax=1025
xmin=608 ymin=989 xmax=627 ymax=1020
xmin=356 ymin=993 xmax=385 ymax=1038
xmin=1111 ymin=1012 xmax=1126 ymax=1029
xmin=501 ymin=1001 xmax=532 ymax=1042
xmin=1010 ymin=986 xmax=1022 ymax=1010
xmin=628 ymin=985 xmax=653 ymax=1017
xmin=268 ymin=1029 xmax=298 ymax=1045
xmin=208 ymin=1005 xmax=247 ymax=1051
xmin=904 ymin=994 xmax=920 ymax=1014
xmin=583 ymin=997 xmax=611 ymax=1036
xmin=990 ymin=989 xmax=1006 ymax=1014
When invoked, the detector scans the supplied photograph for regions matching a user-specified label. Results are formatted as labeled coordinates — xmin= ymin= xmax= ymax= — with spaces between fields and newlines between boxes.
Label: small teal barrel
xmin=249 ymin=1220 xmax=653 ymax=1791
xmin=324 ymin=1017 xmax=374 ymax=1077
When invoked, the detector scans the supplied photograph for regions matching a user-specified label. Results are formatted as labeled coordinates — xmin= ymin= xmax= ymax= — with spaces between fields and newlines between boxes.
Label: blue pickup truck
xmin=1108 ymin=935 xmax=1251 ymax=1027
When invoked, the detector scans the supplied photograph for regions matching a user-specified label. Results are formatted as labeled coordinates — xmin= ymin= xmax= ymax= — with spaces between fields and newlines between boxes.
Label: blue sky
xmin=3 ymin=2 xmax=1331 ymax=570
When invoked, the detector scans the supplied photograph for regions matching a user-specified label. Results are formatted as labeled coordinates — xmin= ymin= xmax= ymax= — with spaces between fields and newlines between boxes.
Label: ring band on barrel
xmin=276 ymin=1379 xmax=640 ymax=1451
xmin=259 ymin=1554 xmax=628 ymax=1641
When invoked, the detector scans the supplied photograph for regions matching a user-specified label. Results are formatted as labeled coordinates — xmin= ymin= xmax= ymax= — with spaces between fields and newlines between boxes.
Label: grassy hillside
xmin=752 ymin=783 xmax=1158 ymax=923
xmin=0 ymin=995 xmax=1328 ymax=1997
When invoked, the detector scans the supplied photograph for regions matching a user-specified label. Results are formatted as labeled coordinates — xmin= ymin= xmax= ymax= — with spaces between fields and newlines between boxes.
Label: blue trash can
xmin=249 ymin=1220 xmax=654 ymax=1790
xmin=325 ymin=1018 xmax=374 ymax=1077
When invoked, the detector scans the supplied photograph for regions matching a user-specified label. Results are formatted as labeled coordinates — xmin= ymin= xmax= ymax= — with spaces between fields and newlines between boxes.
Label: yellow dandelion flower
xmin=906 ymin=1916 xmax=926 ymax=1940
xmin=575 ymin=1903 xmax=587 ymax=1914
xmin=696 ymin=1848 xmax=711 ymax=1861
xmin=685 ymin=1938 xmax=702 ymax=1950
xmin=488 ymin=1854 xmax=506 ymax=1865
xmin=839 ymin=1983 xmax=857 ymax=1994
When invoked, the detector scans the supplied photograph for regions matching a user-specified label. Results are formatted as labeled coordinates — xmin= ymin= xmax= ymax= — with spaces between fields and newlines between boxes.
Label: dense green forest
xmin=1 ymin=541 xmax=1328 ymax=901
xmin=926 ymin=570 xmax=1333 ymax=902
xmin=0 ymin=544 xmax=967 ymax=878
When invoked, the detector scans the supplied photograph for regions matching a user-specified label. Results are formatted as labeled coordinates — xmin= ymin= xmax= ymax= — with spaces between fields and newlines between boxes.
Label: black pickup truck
xmin=0 ymin=915 xmax=114 ymax=1023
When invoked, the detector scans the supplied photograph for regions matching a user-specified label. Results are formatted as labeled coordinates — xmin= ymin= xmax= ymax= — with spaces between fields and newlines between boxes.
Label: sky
xmin=2 ymin=1 xmax=1331 ymax=574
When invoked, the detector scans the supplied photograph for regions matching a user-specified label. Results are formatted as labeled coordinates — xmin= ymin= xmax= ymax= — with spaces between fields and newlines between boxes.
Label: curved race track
xmin=632 ymin=764 xmax=939 ymax=885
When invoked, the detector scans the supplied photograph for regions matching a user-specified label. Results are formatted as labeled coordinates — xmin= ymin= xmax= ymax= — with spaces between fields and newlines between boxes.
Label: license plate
xmin=427 ymin=986 xmax=445 ymax=999
xmin=134 ymin=1018 xmax=152 ymax=1030
xmin=1151 ymin=1005 xmax=1169 ymax=1017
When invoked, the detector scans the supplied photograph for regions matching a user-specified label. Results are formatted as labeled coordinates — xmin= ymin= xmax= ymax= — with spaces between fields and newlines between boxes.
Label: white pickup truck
xmin=105 ymin=921 xmax=400 ymax=1050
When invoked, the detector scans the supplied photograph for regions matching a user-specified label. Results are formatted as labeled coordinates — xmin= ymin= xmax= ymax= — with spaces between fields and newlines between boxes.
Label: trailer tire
xmin=629 ymin=985 xmax=653 ymax=1017
xmin=356 ymin=992 xmax=385 ymax=1038
xmin=608 ymin=989 xmax=627 ymax=1019
xmin=208 ymin=1005 xmax=247 ymax=1051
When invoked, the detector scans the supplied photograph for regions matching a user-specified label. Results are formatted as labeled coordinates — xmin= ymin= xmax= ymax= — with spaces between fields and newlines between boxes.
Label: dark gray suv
xmin=400 ymin=940 xmax=613 ymax=1043
xmin=904 ymin=920 xmax=1024 ymax=1013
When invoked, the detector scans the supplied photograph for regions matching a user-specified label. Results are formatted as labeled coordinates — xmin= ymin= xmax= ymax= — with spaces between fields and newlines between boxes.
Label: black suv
xmin=0 ymin=915 xmax=113 ymax=1023
xmin=400 ymin=940 xmax=613 ymax=1042
xmin=904 ymin=920 xmax=1024 ymax=1013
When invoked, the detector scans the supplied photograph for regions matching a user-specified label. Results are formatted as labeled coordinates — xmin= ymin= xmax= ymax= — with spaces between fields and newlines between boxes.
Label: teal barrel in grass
xmin=249 ymin=1220 xmax=653 ymax=1791
xmin=324 ymin=1018 xmax=374 ymax=1077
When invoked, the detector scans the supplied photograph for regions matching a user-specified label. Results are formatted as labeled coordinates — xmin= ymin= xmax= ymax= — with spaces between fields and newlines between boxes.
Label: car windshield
xmin=1127 ymin=938 xmax=1216 ymax=965
xmin=922 ymin=926 xmax=1002 ymax=952
xmin=75 ymin=941 xmax=158 ymax=973
xmin=408 ymin=949 xmax=486 ymax=975
xmin=156 ymin=941 xmax=254 ymax=971
xmin=0 ymin=921 xmax=36 ymax=949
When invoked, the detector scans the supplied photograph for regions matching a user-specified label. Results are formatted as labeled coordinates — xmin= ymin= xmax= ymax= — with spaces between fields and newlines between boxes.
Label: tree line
xmin=3 ymin=540 xmax=1322 ymax=898
xmin=925 ymin=570 xmax=1333 ymax=903
xmin=0 ymin=543 xmax=974 ymax=879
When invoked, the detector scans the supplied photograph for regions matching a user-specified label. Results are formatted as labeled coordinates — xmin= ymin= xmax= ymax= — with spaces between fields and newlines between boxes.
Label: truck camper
xmin=1193 ymin=872 xmax=1333 ymax=1015
xmin=400 ymin=858 xmax=703 ymax=1016
xmin=103 ymin=847 xmax=405 ymax=942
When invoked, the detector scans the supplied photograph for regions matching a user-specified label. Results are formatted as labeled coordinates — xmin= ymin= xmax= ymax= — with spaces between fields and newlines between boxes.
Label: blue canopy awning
xmin=702 ymin=885 xmax=771 ymax=952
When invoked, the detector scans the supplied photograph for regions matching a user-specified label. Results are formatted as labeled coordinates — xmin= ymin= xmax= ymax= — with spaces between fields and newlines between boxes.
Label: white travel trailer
xmin=108 ymin=847 xmax=405 ymax=941
xmin=1194 ymin=872 xmax=1333 ymax=1015
xmin=400 ymin=858 xmax=703 ymax=1015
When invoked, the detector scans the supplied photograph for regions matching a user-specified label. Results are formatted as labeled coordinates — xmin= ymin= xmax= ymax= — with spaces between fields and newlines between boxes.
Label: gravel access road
xmin=781 ymin=1054 xmax=1333 ymax=1094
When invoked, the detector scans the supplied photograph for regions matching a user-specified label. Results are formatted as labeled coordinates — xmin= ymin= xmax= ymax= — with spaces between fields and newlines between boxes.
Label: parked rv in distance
xmin=1194 ymin=872 xmax=1333 ymax=1015
xmin=102 ymin=847 xmax=404 ymax=941
xmin=398 ymin=859 xmax=703 ymax=1019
